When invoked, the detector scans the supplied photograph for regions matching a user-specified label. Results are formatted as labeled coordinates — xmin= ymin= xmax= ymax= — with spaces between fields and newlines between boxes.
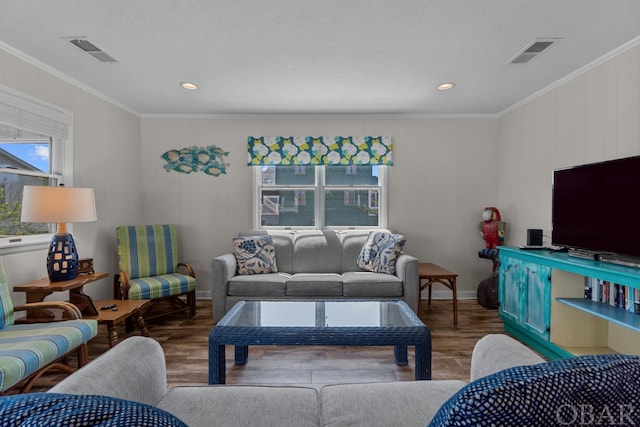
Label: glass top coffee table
xmin=208 ymin=300 xmax=431 ymax=384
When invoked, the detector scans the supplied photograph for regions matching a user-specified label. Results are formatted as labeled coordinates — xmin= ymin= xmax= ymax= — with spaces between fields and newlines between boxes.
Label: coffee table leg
xmin=394 ymin=345 xmax=408 ymax=366
xmin=414 ymin=341 xmax=432 ymax=380
xmin=107 ymin=324 xmax=118 ymax=348
xmin=134 ymin=313 xmax=150 ymax=337
xmin=208 ymin=343 xmax=226 ymax=384
xmin=234 ymin=345 xmax=248 ymax=365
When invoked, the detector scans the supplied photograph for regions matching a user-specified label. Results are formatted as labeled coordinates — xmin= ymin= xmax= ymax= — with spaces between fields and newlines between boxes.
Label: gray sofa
xmin=211 ymin=229 xmax=419 ymax=323
xmin=49 ymin=334 xmax=545 ymax=426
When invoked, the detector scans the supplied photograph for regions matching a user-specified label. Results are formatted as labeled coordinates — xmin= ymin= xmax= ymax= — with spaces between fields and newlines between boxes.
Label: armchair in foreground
xmin=0 ymin=261 xmax=97 ymax=394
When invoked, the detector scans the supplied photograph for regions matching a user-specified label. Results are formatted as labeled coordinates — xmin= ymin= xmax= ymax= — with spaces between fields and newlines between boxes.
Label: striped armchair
xmin=115 ymin=225 xmax=196 ymax=321
xmin=0 ymin=262 xmax=97 ymax=394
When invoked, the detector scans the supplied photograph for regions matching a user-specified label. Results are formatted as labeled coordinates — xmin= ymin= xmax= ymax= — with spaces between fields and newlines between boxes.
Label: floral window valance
xmin=247 ymin=136 xmax=393 ymax=166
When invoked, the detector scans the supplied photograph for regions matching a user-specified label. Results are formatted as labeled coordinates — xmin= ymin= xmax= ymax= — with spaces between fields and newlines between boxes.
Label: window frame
xmin=252 ymin=165 xmax=388 ymax=230
xmin=0 ymin=84 xmax=73 ymax=255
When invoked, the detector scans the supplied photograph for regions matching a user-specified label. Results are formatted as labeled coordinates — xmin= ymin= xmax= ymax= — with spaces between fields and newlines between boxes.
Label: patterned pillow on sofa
xmin=428 ymin=354 xmax=640 ymax=427
xmin=357 ymin=231 xmax=406 ymax=274
xmin=233 ymin=235 xmax=278 ymax=275
xmin=0 ymin=393 xmax=187 ymax=427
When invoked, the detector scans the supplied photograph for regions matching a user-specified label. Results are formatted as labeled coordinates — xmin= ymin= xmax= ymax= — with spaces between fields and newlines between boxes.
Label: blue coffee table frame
xmin=208 ymin=300 xmax=431 ymax=384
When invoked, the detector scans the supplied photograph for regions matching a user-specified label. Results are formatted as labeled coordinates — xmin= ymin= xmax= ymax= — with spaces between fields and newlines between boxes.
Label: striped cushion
xmin=0 ymin=264 xmax=14 ymax=329
xmin=0 ymin=320 xmax=97 ymax=392
xmin=117 ymin=225 xmax=180 ymax=279
xmin=128 ymin=273 xmax=196 ymax=300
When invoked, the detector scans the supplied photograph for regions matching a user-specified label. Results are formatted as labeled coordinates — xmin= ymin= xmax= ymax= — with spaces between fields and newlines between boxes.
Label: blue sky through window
xmin=0 ymin=142 xmax=49 ymax=172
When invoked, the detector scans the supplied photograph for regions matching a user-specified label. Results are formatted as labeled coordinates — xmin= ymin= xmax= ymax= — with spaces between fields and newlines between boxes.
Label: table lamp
xmin=21 ymin=185 xmax=97 ymax=282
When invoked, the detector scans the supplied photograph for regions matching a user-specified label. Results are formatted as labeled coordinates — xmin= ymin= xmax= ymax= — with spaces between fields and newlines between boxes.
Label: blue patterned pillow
xmin=357 ymin=231 xmax=406 ymax=274
xmin=233 ymin=235 xmax=278 ymax=275
xmin=429 ymin=354 xmax=640 ymax=427
xmin=0 ymin=393 xmax=187 ymax=426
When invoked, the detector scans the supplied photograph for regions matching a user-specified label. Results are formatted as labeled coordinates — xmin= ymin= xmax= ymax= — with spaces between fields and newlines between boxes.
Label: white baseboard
xmin=196 ymin=290 xmax=212 ymax=299
xmin=423 ymin=290 xmax=477 ymax=300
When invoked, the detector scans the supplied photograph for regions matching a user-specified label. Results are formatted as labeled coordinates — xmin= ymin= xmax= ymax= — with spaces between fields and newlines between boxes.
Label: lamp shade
xmin=21 ymin=186 xmax=97 ymax=224
xmin=20 ymin=186 xmax=96 ymax=282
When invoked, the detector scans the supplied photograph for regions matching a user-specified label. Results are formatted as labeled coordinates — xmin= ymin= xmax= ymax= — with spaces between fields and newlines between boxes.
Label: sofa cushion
xmin=340 ymin=230 xmax=372 ymax=273
xmin=286 ymin=273 xmax=343 ymax=296
xmin=293 ymin=231 xmax=342 ymax=274
xmin=429 ymin=354 xmax=640 ymax=427
xmin=128 ymin=273 xmax=196 ymax=299
xmin=269 ymin=231 xmax=295 ymax=273
xmin=158 ymin=385 xmax=320 ymax=427
xmin=233 ymin=235 xmax=278 ymax=275
xmin=0 ymin=392 xmax=187 ymax=427
xmin=321 ymin=380 xmax=466 ymax=427
xmin=342 ymin=272 xmax=403 ymax=297
xmin=228 ymin=273 xmax=289 ymax=296
xmin=357 ymin=231 xmax=406 ymax=274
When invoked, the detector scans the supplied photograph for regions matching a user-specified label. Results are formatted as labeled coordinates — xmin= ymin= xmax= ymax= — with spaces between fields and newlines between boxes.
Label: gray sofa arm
xmin=49 ymin=336 xmax=167 ymax=406
xmin=395 ymin=253 xmax=419 ymax=314
xmin=212 ymin=253 xmax=237 ymax=324
xmin=470 ymin=334 xmax=545 ymax=381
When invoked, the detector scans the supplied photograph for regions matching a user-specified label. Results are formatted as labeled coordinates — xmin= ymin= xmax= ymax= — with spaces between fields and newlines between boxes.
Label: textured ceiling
xmin=1 ymin=1 xmax=639 ymax=116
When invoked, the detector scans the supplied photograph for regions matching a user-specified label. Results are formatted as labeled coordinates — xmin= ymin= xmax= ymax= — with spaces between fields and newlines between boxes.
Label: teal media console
xmin=498 ymin=246 xmax=640 ymax=360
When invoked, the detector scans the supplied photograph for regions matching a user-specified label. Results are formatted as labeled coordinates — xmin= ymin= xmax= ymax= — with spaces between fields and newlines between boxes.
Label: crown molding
xmin=498 ymin=35 xmax=640 ymax=117
xmin=0 ymin=41 xmax=140 ymax=117
xmin=140 ymin=113 xmax=498 ymax=120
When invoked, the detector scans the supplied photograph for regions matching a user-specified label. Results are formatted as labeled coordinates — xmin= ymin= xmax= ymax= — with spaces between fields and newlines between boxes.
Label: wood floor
xmin=29 ymin=297 xmax=510 ymax=392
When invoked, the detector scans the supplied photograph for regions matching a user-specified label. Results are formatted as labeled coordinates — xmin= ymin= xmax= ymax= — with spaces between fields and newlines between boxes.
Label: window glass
xmin=0 ymin=132 xmax=58 ymax=237
xmin=325 ymin=189 xmax=379 ymax=227
xmin=255 ymin=165 xmax=386 ymax=229
xmin=260 ymin=189 xmax=315 ymax=227
xmin=261 ymin=165 xmax=315 ymax=186
xmin=325 ymin=165 xmax=379 ymax=186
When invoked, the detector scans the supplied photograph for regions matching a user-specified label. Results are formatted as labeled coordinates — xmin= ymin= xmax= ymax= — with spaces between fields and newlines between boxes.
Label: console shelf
xmin=556 ymin=298 xmax=640 ymax=333
xmin=498 ymin=246 xmax=640 ymax=359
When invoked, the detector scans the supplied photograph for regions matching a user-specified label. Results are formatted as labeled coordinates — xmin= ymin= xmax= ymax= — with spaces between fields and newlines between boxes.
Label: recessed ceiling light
xmin=180 ymin=81 xmax=198 ymax=91
xmin=437 ymin=82 xmax=455 ymax=91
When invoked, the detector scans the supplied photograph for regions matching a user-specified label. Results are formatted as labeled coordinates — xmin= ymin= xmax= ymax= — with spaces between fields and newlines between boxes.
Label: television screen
xmin=552 ymin=155 xmax=640 ymax=260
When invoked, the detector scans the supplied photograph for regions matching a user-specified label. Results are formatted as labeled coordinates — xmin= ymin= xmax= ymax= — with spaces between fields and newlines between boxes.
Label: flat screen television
xmin=552 ymin=155 xmax=640 ymax=265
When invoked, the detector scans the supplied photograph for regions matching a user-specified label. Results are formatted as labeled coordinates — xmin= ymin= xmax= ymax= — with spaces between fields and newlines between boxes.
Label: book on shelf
xmin=582 ymin=277 xmax=640 ymax=315
xmin=584 ymin=277 xmax=592 ymax=300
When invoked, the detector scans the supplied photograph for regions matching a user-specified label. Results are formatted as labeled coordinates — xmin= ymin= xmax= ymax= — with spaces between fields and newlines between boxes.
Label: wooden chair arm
xmin=178 ymin=262 xmax=195 ymax=278
xmin=13 ymin=301 xmax=83 ymax=320
xmin=114 ymin=271 xmax=131 ymax=300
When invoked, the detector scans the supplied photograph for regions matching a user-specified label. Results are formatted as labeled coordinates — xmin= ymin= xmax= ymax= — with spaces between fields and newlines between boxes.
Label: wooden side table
xmin=13 ymin=272 xmax=108 ymax=317
xmin=84 ymin=299 xmax=151 ymax=347
xmin=419 ymin=262 xmax=458 ymax=325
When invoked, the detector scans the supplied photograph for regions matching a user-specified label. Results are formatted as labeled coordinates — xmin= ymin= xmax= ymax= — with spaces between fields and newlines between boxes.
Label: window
xmin=0 ymin=85 xmax=72 ymax=254
xmin=253 ymin=165 xmax=387 ymax=229
xmin=0 ymin=136 xmax=60 ymax=236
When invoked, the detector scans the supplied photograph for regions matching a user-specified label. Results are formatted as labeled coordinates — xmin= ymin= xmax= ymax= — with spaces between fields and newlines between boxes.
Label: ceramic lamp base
xmin=47 ymin=233 xmax=79 ymax=282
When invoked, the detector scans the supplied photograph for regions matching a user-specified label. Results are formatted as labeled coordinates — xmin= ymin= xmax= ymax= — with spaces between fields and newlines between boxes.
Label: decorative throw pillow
xmin=428 ymin=354 xmax=640 ymax=427
xmin=233 ymin=235 xmax=278 ymax=275
xmin=0 ymin=393 xmax=187 ymax=426
xmin=357 ymin=231 xmax=406 ymax=274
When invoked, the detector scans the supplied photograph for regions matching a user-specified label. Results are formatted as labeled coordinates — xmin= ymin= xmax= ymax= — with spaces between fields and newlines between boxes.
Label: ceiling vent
xmin=69 ymin=38 xmax=117 ymax=63
xmin=507 ymin=38 xmax=562 ymax=64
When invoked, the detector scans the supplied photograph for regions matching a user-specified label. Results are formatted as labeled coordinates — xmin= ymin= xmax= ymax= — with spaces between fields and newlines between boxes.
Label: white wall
xmin=497 ymin=44 xmax=640 ymax=245
xmin=0 ymin=48 xmax=141 ymax=303
xmin=140 ymin=117 xmax=499 ymax=298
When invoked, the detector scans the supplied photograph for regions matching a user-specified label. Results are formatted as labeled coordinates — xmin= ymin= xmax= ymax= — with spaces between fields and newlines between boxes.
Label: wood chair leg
xmin=188 ymin=291 xmax=196 ymax=317
xmin=77 ymin=343 xmax=88 ymax=367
